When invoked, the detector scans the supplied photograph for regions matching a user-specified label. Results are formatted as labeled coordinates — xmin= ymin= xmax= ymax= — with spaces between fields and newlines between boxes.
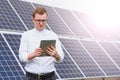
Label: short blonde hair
xmin=32 ymin=7 xmax=48 ymax=18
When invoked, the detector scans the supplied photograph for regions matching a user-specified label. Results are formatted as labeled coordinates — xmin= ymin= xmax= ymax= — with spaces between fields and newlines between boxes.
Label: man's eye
xmin=37 ymin=20 xmax=46 ymax=22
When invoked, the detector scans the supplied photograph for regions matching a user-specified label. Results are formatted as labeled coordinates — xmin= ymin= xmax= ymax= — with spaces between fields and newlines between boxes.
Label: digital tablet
xmin=39 ymin=40 xmax=56 ymax=56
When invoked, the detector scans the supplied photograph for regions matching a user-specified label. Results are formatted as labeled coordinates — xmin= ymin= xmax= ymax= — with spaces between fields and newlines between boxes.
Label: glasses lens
xmin=34 ymin=19 xmax=47 ymax=23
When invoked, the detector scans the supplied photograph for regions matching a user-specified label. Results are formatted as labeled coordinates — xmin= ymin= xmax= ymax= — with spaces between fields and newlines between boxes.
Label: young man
xmin=19 ymin=7 xmax=64 ymax=80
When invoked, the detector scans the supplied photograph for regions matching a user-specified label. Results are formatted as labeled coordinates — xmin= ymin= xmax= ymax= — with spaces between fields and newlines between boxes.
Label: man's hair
xmin=32 ymin=7 xmax=47 ymax=18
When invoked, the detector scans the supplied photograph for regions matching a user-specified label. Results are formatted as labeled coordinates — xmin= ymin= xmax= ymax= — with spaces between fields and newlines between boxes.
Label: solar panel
xmin=55 ymin=8 xmax=91 ymax=38
xmin=116 ymin=43 xmax=120 ymax=49
xmin=81 ymin=40 xmax=120 ymax=76
xmin=3 ymin=34 xmax=20 ymax=55
xmin=0 ymin=34 xmax=24 ymax=80
xmin=3 ymin=34 xmax=25 ymax=67
xmin=74 ymin=11 xmax=120 ymax=41
xmin=106 ymin=31 xmax=120 ymax=40
xmin=55 ymin=49 xmax=84 ymax=78
xmin=74 ymin=11 xmax=108 ymax=39
xmin=9 ymin=0 xmax=34 ymax=30
xmin=60 ymin=38 xmax=104 ymax=77
xmin=100 ymin=42 xmax=120 ymax=68
xmin=0 ymin=0 xmax=27 ymax=31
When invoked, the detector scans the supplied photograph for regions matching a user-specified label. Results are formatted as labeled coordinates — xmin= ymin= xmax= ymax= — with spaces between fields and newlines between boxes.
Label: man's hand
xmin=28 ymin=48 xmax=43 ymax=60
xmin=45 ymin=46 xmax=60 ymax=61
xmin=45 ymin=46 xmax=56 ymax=56
xmin=33 ymin=48 xmax=43 ymax=57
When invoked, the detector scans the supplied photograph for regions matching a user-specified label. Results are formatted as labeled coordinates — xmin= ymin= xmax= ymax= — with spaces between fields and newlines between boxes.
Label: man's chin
xmin=36 ymin=27 xmax=45 ymax=31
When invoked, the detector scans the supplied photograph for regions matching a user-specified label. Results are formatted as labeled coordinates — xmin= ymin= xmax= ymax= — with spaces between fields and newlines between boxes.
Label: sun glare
xmin=90 ymin=0 xmax=120 ymax=31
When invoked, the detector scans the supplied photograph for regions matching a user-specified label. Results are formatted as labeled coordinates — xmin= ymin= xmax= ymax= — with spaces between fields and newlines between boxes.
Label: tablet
xmin=39 ymin=40 xmax=56 ymax=56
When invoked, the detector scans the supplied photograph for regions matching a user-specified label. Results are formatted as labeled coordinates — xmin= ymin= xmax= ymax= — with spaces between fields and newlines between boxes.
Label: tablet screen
xmin=39 ymin=40 xmax=56 ymax=56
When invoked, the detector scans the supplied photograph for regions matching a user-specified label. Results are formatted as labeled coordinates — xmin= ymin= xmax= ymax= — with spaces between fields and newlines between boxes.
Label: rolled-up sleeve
xmin=19 ymin=33 xmax=30 ymax=62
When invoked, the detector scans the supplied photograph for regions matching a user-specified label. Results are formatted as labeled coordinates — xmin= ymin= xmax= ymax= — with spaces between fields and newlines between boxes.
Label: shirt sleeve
xmin=55 ymin=38 xmax=64 ymax=62
xmin=19 ymin=32 xmax=30 ymax=62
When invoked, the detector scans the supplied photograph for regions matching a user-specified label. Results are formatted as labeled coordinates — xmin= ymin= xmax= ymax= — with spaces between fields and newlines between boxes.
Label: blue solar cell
xmin=0 ymin=72 xmax=7 ymax=78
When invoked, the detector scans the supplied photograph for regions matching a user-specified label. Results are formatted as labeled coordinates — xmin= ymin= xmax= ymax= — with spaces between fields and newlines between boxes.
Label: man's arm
xmin=53 ymin=52 xmax=61 ymax=61
xmin=28 ymin=48 xmax=43 ymax=60
xmin=45 ymin=46 xmax=62 ymax=61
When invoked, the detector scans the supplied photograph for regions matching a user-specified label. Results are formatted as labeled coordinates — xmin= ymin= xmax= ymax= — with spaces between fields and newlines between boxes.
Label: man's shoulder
xmin=22 ymin=29 xmax=34 ymax=35
xmin=24 ymin=29 xmax=34 ymax=33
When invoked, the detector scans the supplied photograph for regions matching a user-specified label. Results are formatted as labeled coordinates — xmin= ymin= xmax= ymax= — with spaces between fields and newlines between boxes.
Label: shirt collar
xmin=34 ymin=28 xmax=45 ymax=33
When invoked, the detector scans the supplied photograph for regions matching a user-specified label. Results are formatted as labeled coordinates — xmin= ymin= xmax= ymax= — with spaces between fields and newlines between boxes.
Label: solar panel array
xmin=0 ymin=34 xmax=24 ymax=80
xmin=0 ymin=0 xmax=120 ymax=80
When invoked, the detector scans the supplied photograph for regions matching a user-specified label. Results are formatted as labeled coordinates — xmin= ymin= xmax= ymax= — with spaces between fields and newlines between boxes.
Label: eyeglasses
xmin=34 ymin=19 xmax=47 ymax=23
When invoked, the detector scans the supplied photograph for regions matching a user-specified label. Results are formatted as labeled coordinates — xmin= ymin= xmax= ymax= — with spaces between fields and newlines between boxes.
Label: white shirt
xmin=19 ymin=28 xmax=64 ymax=74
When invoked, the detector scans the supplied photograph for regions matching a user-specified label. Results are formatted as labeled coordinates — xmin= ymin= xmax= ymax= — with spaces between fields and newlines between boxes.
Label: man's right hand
xmin=28 ymin=48 xmax=43 ymax=60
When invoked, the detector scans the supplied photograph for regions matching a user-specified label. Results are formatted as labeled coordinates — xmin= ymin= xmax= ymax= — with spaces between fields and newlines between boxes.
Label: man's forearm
xmin=28 ymin=53 xmax=36 ymax=60
xmin=54 ymin=53 xmax=61 ymax=61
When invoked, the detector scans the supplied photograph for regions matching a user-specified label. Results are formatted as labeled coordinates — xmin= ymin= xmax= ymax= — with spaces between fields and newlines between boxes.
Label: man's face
xmin=33 ymin=13 xmax=47 ymax=31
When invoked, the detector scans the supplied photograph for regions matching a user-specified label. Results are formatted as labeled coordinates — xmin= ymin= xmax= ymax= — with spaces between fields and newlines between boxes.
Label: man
xmin=19 ymin=7 xmax=64 ymax=80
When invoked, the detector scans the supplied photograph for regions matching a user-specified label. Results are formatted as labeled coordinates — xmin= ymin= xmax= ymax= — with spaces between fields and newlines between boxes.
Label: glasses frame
xmin=34 ymin=19 xmax=47 ymax=23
